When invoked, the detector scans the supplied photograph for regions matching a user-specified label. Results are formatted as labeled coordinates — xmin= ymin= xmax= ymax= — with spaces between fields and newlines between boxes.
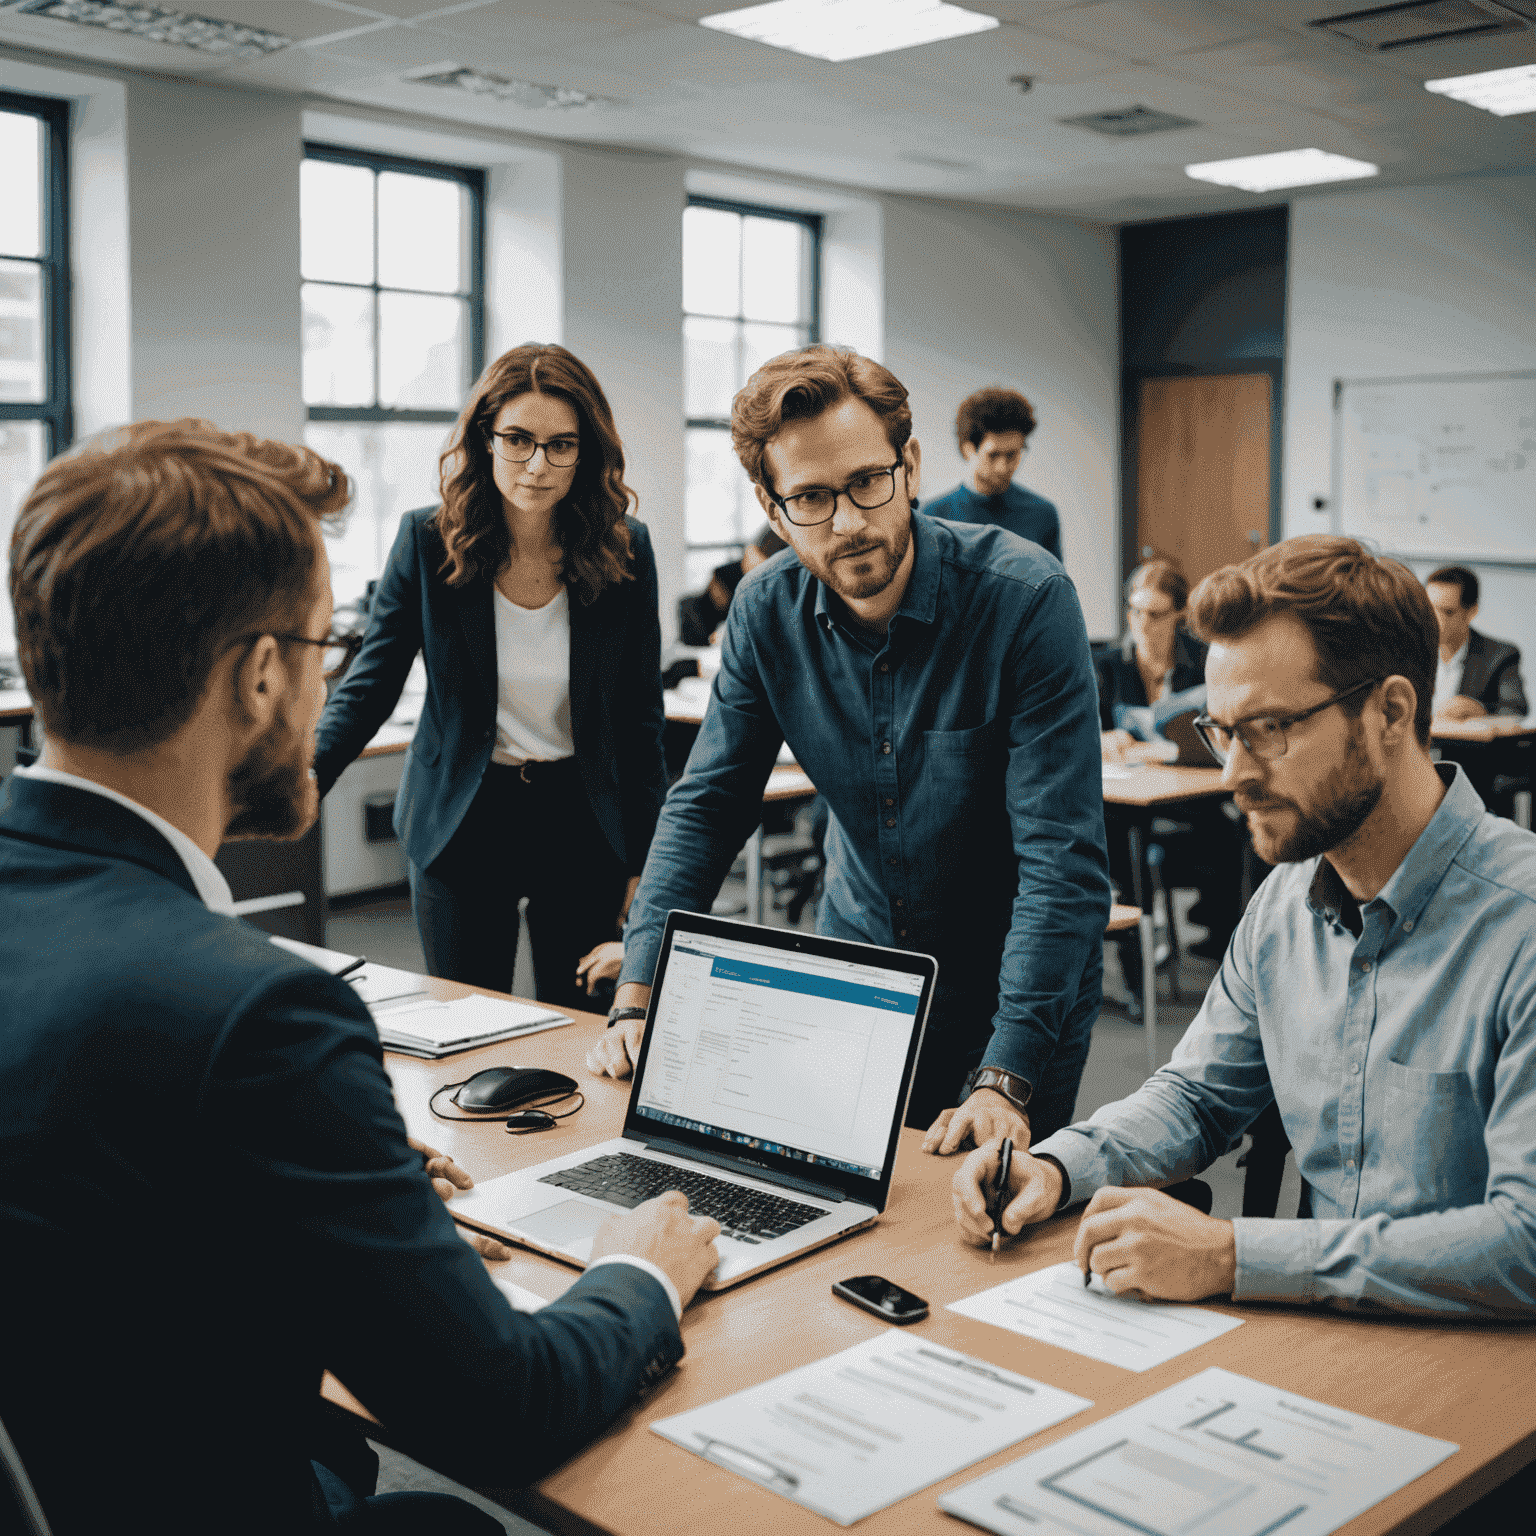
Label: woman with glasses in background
xmin=1097 ymin=558 xmax=1243 ymax=1000
xmin=312 ymin=343 xmax=667 ymax=1008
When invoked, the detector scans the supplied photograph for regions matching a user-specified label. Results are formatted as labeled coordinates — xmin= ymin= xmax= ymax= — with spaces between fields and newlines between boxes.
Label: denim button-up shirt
xmin=621 ymin=513 xmax=1111 ymax=1087
xmin=1036 ymin=765 xmax=1536 ymax=1318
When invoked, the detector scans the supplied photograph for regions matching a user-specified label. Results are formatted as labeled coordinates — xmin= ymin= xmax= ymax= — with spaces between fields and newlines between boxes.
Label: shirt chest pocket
xmin=1373 ymin=1059 xmax=1486 ymax=1212
xmin=922 ymin=720 xmax=1001 ymax=792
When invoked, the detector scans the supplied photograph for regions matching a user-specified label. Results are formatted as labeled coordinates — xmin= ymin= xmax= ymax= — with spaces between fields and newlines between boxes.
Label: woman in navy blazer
xmin=314 ymin=344 xmax=667 ymax=1007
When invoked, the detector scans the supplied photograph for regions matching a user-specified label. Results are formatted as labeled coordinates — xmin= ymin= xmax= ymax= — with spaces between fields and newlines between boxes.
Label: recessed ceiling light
xmin=1184 ymin=147 xmax=1380 ymax=193
xmin=406 ymin=66 xmax=614 ymax=111
xmin=1425 ymin=61 xmax=1536 ymax=116
xmin=3 ymin=0 xmax=290 ymax=56
xmin=699 ymin=0 xmax=999 ymax=63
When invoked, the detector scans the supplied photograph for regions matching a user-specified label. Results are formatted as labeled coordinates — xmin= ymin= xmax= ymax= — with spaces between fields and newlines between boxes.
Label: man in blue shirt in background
xmin=954 ymin=536 xmax=1536 ymax=1320
xmin=589 ymin=346 xmax=1110 ymax=1157
xmin=923 ymin=386 xmax=1061 ymax=561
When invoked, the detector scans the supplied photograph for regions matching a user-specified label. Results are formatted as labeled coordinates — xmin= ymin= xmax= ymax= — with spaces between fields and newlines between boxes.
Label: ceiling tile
xmin=185 ymin=1 xmax=384 ymax=44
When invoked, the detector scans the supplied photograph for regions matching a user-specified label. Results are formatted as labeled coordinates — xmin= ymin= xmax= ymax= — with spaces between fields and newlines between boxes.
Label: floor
xmin=327 ymin=874 xmax=1298 ymax=1529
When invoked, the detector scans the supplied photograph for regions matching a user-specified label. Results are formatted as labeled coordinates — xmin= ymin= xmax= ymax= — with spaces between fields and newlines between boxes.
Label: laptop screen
xmin=623 ymin=912 xmax=935 ymax=1208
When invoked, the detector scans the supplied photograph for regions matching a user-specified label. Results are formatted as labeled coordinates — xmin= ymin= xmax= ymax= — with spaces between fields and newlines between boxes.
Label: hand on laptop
xmin=591 ymin=1191 xmax=722 ymax=1309
xmin=922 ymin=1088 xmax=1029 ymax=1156
xmin=951 ymin=1138 xmax=1063 ymax=1245
xmin=409 ymin=1136 xmax=515 ymax=1261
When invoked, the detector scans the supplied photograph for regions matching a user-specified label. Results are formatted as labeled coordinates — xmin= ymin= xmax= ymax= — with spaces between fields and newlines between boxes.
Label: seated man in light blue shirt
xmin=953 ymin=534 xmax=1536 ymax=1319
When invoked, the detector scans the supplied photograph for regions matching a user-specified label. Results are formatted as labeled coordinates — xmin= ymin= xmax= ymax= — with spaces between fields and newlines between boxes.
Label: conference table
xmin=323 ymin=979 xmax=1536 ymax=1536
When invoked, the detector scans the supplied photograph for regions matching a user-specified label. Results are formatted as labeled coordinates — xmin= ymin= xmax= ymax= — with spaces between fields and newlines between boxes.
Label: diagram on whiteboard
xmin=1334 ymin=372 xmax=1535 ymax=561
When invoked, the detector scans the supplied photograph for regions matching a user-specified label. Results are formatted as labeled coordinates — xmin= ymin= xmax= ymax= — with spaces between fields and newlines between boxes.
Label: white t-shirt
xmin=492 ymin=584 xmax=576 ymax=765
xmin=1433 ymin=640 xmax=1469 ymax=716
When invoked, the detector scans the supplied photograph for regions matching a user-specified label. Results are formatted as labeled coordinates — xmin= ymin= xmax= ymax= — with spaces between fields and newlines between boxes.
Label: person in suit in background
xmin=921 ymin=385 xmax=1061 ymax=561
xmin=676 ymin=522 xmax=788 ymax=645
xmin=0 ymin=421 xmax=719 ymax=1534
xmin=313 ymin=344 xmax=668 ymax=1010
xmin=1097 ymin=559 xmax=1244 ymax=986
xmin=1424 ymin=565 xmax=1527 ymax=720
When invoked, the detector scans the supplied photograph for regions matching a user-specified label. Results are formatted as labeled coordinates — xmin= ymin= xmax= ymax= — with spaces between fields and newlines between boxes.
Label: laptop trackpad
xmin=513 ymin=1198 xmax=609 ymax=1249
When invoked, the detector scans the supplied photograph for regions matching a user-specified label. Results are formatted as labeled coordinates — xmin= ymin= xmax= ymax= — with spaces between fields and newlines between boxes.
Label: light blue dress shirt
xmin=1035 ymin=765 xmax=1536 ymax=1318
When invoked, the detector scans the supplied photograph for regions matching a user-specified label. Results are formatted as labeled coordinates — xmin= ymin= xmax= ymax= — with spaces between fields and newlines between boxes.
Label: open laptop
xmin=450 ymin=911 xmax=937 ymax=1290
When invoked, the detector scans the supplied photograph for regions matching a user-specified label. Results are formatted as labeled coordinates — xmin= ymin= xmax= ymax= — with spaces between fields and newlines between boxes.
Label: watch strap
xmin=965 ymin=1066 xmax=1034 ymax=1112
xmin=607 ymin=1006 xmax=648 ymax=1029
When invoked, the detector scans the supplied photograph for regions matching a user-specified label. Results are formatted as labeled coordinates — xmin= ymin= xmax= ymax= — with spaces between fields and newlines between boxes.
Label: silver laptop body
xmin=450 ymin=911 xmax=936 ymax=1290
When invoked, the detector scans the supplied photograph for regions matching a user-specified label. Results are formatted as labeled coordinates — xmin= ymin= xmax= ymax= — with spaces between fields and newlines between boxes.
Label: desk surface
xmin=0 ymin=686 xmax=33 ymax=722
xmin=1431 ymin=716 xmax=1536 ymax=743
xmin=1101 ymin=763 xmax=1227 ymax=806
xmin=329 ymin=991 xmax=1536 ymax=1536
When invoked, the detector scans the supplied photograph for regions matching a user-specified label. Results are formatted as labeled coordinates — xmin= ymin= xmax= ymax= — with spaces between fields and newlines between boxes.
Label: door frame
xmin=1120 ymin=359 xmax=1284 ymax=587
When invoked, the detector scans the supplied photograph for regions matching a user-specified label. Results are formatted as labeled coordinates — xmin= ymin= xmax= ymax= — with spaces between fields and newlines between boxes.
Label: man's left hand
xmin=1437 ymin=695 xmax=1487 ymax=722
xmin=1073 ymin=1186 xmax=1236 ymax=1300
xmin=923 ymin=1087 xmax=1030 ymax=1156
xmin=408 ymin=1136 xmax=513 ymax=1262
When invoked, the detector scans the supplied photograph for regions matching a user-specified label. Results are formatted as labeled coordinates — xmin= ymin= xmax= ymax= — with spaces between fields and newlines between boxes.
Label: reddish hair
xmin=1188 ymin=535 xmax=1437 ymax=745
xmin=730 ymin=344 xmax=912 ymax=493
xmin=10 ymin=419 xmax=347 ymax=752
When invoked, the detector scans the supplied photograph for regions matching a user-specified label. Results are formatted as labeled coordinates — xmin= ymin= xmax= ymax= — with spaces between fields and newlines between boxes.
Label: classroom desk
xmin=1430 ymin=717 xmax=1535 ymax=829
xmin=322 ymin=996 xmax=1536 ymax=1536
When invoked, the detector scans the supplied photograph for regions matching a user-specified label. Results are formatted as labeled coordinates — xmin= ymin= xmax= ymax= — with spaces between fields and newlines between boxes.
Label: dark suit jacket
xmin=0 ymin=775 xmax=682 ymax=1535
xmin=1094 ymin=632 xmax=1208 ymax=732
xmin=313 ymin=508 xmax=668 ymax=876
xmin=1458 ymin=628 xmax=1528 ymax=717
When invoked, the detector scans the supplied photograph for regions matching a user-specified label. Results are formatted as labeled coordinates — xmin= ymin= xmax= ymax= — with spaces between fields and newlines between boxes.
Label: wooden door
xmin=1136 ymin=374 xmax=1272 ymax=585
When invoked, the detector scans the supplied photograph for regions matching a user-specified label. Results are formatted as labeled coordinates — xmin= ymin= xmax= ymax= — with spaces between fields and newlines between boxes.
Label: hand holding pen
xmin=988 ymin=1138 xmax=1013 ymax=1263
xmin=951 ymin=1138 xmax=1066 ymax=1248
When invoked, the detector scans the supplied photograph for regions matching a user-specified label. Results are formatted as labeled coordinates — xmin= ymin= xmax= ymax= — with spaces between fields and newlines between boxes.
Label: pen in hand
xmin=988 ymin=1137 xmax=1014 ymax=1264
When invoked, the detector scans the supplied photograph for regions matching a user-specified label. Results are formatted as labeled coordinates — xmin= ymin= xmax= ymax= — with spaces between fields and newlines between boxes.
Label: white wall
xmin=1285 ymin=174 xmax=1536 ymax=678
xmin=882 ymin=196 xmax=1120 ymax=639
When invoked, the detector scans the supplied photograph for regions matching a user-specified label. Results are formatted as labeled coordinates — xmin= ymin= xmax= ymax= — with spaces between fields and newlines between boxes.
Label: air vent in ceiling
xmin=1058 ymin=105 xmax=1200 ymax=137
xmin=1309 ymin=1 xmax=1530 ymax=51
xmin=404 ymin=66 xmax=614 ymax=111
xmin=1 ymin=0 xmax=290 ymax=55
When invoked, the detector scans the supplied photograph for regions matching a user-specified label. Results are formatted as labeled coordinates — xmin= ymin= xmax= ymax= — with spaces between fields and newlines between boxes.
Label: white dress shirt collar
xmin=15 ymin=763 xmax=237 ymax=915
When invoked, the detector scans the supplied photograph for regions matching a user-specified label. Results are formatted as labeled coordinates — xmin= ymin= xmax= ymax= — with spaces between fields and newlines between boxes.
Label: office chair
xmin=0 ymin=1415 xmax=53 ymax=1536
xmin=1159 ymin=1104 xmax=1296 ymax=1222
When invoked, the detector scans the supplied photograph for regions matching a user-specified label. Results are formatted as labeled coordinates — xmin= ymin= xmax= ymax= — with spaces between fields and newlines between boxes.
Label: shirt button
xmin=881 ymin=741 xmax=891 ymax=754
xmin=884 ymin=797 xmax=894 ymax=807
xmin=879 ymin=662 xmax=889 ymax=673
xmin=1359 ymin=961 xmax=1372 ymax=973
xmin=894 ymin=898 xmax=904 ymax=908
xmin=885 ymin=817 xmax=896 ymax=828
xmin=887 ymin=856 xmax=898 ymax=867
xmin=1350 ymin=1062 xmax=1359 ymax=1075
xmin=1403 ymin=920 xmax=1414 ymax=932
xmin=1347 ymin=1159 xmax=1356 ymax=1170
xmin=899 ymin=929 xmax=907 ymax=938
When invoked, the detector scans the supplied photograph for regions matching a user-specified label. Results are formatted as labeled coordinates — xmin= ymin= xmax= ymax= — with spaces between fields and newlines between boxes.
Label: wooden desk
xmin=326 ymin=1003 xmax=1536 ymax=1536
xmin=1431 ymin=719 xmax=1535 ymax=828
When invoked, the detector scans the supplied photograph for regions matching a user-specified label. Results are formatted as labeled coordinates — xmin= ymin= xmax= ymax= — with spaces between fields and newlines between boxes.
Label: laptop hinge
xmin=639 ymin=1136 xmax=848 ymax=1203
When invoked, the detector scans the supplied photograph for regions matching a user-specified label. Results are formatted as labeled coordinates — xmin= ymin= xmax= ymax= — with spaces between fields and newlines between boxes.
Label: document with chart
xmin=651 ymin=1331 xmax=1090 ymax=1526
xmin=939 ymin=1367 xmax=1457 ymax=1536
xmin=949 ymin=1262 xmax=1244 ymax=1372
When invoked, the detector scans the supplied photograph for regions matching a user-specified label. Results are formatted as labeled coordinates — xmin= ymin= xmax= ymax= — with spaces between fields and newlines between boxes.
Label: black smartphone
xmin=832 ymin=1274 xmax=929 ymax=1324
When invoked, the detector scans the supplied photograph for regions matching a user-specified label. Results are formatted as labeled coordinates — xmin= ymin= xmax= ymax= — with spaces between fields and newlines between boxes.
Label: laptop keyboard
xmin=538 ymin=1154 xmax=827 ymax=1244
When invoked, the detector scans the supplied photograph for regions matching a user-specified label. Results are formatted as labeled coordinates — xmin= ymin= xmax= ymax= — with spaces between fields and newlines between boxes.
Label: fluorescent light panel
xmin=5 ymin=0 xmax=289 ymax=55
xmin=1425 ymin=62 xmax=1536 ymax=117
xmin=699 ymin=0 xmax=998 ymax=63
xmin=1185 ymin=147 xmax=1379 ymax=193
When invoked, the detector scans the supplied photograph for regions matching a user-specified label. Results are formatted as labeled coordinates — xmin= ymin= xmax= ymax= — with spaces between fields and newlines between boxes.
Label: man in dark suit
xmin=1425 ymin=565 xmax=1527 ymax=720
xmin=0 ymin=421 xmax=719 ymax=1534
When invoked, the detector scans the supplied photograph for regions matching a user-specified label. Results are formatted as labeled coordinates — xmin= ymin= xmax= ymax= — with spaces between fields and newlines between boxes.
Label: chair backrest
xmin=0 ymin=1415 xmax=53 ymax=1536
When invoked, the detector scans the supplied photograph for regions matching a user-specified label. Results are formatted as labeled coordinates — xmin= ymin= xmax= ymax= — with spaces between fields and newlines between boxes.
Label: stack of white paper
xmin=373 ymin=994 xmax=570 ymax=1058
xmin=939 ymin=1366 xmax=1457 ymax=1536
xmin=652 ymin=1331 xmax=1091 ymax=1526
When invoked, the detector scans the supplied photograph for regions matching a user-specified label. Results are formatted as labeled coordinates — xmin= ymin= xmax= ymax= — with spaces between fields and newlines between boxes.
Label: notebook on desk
xmin=450 ymin=911 xmax=937 ymax=1290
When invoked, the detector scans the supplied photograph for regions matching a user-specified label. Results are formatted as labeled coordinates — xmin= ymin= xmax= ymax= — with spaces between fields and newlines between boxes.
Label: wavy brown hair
xmin=436 ymin=343 xmax=636 ymax=604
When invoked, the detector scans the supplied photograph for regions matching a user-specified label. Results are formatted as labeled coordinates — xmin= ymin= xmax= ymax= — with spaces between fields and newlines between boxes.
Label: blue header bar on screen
xmin=697 ymin=953 xmax=918 ymax=1013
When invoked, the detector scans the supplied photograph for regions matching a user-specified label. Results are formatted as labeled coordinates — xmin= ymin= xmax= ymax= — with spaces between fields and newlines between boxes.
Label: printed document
xmin=949 ymin=1262 xmax=1243 ymax=1372
xmin=651 ymin=1330 xmax=1090 ymax=1526
xmin=939 ymin=1366 xmax=1457 ymax=1536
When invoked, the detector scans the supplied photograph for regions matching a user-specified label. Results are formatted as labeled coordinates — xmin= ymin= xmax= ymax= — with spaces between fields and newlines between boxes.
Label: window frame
xmin=684 ymin=194 xmax=822 ymax=568
xmin=301 ymin=140 xmax=485 ymax=428
xmin=0 ymin=88 xmax=72 ymax=455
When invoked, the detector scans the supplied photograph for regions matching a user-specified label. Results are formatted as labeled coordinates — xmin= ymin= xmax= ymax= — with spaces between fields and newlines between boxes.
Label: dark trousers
xmin=410 ymin=759 xmax=628 ymax=1011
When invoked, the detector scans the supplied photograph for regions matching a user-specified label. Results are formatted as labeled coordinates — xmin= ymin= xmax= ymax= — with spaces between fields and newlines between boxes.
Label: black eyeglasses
xmin=1193 ymin=676 xmax=1383 ymax=765
xmin=771 ymin=461 xmax=905 ymax=527
xmin=233 ymin=629 xmax=365 ymax=682
xmin=487 ymin=429 xmax=580 ymax=468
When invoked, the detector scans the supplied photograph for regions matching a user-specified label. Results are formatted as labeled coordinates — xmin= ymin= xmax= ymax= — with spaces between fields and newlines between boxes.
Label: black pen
xmin=989 ymin=1137 xmax=1014 ymax=1264
xmin=334 ymin=955 xmax=366 ymax=981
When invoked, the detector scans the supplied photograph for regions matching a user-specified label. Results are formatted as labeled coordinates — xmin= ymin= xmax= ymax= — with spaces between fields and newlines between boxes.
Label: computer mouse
xmin=505 ymin=1110 xmax=556 ymax=1133
xmin=455 ymin=1066 xmax=577 ymax=1112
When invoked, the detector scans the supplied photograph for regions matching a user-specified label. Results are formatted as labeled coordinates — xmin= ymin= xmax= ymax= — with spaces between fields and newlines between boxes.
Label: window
xmin=683 ymin=197 xmax=820 ymax=592
xmin=0 ymin=90 xmax=70 ymax=657
xmin=301 ymin=143 xmax=484 ymax=615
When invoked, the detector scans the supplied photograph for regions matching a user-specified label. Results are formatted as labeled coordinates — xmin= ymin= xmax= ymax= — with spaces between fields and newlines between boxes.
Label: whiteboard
xmin=1332 ymin=371 xmax=1536 ymax=563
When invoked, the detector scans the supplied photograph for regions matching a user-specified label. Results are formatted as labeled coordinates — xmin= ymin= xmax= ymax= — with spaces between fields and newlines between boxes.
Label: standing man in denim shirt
xmin=954 ymin=536 xmax=1536 ymax=1319
xmin=588 ymin=345 xmax=1110 ymax=1154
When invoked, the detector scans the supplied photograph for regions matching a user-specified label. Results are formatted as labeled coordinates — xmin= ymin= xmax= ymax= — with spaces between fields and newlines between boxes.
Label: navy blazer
xmin=313 ymin=507 xmax=668 ymax=876
xmin=0 ymin=775 xmax=682 ymax=1534
xmin=1094 ymin=631 xmax=1208 ymax=732
xmin=1458 ymin=628 xmax=1528 ymax=717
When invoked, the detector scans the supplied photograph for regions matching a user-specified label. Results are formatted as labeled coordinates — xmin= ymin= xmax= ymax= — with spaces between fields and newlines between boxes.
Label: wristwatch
xmin=963 ymin=1066 xmax=1033 ymax=1113
xmin=607 ymin=1005 xmax=648 ymax=1030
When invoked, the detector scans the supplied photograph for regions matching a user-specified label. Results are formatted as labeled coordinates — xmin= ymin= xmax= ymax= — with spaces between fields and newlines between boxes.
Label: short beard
xmin=223 ymin=711 xmax=317 ymax=842
xmin=1242 ymin=729 xmax=1384 ymax=865
xmin=815 ymin=516 xmax=912 ymax=603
